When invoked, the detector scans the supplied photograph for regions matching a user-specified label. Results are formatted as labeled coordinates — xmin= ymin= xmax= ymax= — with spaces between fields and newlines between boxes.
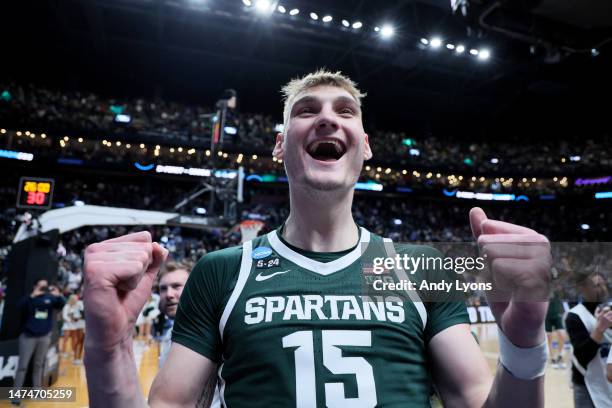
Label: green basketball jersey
xmin=172 ymin=227 xmax=469 ymax=407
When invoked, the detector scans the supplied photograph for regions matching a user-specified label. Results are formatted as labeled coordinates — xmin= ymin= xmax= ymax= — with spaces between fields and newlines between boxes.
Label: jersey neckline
xmin=275 ymin=223 xmax=359 ymax=262
xmin=266 ymin=227 xmax=371 ymax=276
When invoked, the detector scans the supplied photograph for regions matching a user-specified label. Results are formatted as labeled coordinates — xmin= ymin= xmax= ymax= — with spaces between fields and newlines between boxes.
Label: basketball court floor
xmin=0 ymin=324 xmax=573 ymax=407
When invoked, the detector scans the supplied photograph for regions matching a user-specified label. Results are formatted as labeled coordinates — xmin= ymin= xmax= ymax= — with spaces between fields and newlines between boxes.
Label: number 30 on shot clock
xmin=17 ymin=177 xmax=55 ymax=209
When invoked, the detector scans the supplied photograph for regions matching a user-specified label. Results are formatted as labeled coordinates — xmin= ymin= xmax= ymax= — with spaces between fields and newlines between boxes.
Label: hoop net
xmin=239 ymin=220 xmax=265 ymax=243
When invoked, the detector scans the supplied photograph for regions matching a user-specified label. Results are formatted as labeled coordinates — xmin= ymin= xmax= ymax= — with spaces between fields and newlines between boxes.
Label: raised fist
xmin=469 ymin=207 xmax=552 ymax=347
xmin=83 ymin=231 xmax=168 ymax=350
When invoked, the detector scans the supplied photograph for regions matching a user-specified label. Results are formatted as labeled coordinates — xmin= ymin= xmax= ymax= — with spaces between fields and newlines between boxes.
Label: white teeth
xmin=332 ymin=141 xmax=342 ymax=153
xmin=309 ymin=140 xmax=344 ymax=154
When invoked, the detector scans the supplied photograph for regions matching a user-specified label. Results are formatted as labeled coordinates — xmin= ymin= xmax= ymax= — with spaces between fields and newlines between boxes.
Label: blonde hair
xmin=281 ymin=69 xmax=366 ymax=129
xmin=158 ymin=261 xmax=193 ymax=282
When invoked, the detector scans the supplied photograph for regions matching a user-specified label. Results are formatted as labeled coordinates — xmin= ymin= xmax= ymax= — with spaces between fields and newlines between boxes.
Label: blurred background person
xmin=155 ymin=261 xmax=191 ymax=367
xmin=565 ymin=272 xmax=612 ymax=408
xmin=546 ymin=281 xmax=568 ymax=369
xmin=14 ymin=279 xmax=65 ymax=389
xmin=66 ymin=267 xmax=83 ymax=293
xmin=62 ymin=294 xmax=85 ymax=364
xmin=136 ymin=292 xmax=159 ymax=343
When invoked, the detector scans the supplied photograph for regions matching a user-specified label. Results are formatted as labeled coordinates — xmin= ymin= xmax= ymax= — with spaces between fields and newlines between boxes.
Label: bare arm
xmin=84 ymin=336 xmax=147 ymax=408
xmin=429 ymin=324 xmax=492 ymax=407
xmin=454 ymin=208 xmax=551 ymax=407
xmin=149 ymin=343 xmax=218 ymax=407
xmin=429 ymin=324 xmax=544 ymax=407
xmin=82 ymin=231 xmax=166 ymax=408
xmin=83 ymin=231 xmax=223 ymax=408
xmin=85 ymin=341 xmax=217 ymax=408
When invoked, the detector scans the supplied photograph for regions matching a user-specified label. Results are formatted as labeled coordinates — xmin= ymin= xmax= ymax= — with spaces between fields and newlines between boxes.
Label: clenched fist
xmin=83 ymin=231 xmax=168 ymax=351
xmin=470 ymin=207 xmax=552 ymax=347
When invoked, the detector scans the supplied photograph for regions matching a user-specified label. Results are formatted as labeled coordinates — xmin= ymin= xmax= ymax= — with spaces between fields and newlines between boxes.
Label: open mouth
xmin=306 ymin=139 xmax=347 ymax=162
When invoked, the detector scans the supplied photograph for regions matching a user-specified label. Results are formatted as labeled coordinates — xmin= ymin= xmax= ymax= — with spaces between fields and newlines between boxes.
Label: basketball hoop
xmin=239 ymin=220 xmax=265 ymax=242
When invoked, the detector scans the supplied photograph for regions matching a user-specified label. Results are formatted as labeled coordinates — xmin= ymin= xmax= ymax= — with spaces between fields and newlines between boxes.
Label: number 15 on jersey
xmin=282 ymin=330 xmax=377 ymax=408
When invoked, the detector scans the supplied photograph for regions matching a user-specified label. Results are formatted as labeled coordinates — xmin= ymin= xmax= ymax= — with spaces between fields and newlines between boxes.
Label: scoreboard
xmin=17 ymin=177 xmax=55 ymax=210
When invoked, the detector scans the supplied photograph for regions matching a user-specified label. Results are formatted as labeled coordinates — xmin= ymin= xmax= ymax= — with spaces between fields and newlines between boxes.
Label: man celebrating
xmin=83 ymin=70 xmax=552 ymax=407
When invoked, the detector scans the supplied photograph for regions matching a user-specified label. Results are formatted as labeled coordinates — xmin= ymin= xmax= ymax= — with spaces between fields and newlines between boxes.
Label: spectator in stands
xmin=2 ymin=81 xmax=610 ymax=175
xmin=13 ymin=279 xmax=65 ymax=391
xmin=66 ymin=267 xmax=83 ymax=293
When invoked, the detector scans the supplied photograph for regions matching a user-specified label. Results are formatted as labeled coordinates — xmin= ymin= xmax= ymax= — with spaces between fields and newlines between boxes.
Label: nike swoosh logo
xmin=255 ymin=270 xmax=291 ymax=282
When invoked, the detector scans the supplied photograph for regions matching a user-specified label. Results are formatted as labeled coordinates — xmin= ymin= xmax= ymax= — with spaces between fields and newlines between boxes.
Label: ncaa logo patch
xmin=252 ymin=246 xmax=273 ymax=260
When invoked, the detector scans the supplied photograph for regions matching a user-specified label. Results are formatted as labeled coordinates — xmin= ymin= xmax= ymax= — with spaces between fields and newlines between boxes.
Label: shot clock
xmin=17 ymin=177 xmax=55 ymax=209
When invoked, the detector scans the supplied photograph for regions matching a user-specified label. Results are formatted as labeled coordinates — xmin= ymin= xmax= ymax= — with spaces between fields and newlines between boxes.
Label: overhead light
xmin=374 ymin=26 xmax=380 ymax=32
xmin=478 ymin=49 xmax=490 ymax=60
xmin=580 ymin=224 xmax=590 ymax=230
xmin=456 ymin=45 xmax=465 ymax=53
xmin=254 ymin=0 xmax=272 ymax=13
xmin=224 ymin=126 xmax=238 ymax=135
xmin=242 ymin=0 xmax=252 ymax=6
xmin=591 ymin=48 xmax=600 ymax=57
xmin=470 ymin=48 xmax=479 ymax=55
xmin=322 ymin=15 xmax=332 ymax=23
xmin=380 ymin=24 xmax=394 ymax=38
xmin=289 ymin=8 xmax=299 ymax=15
xmin=342 ymin=19 xmax=350 ymax=27
xmin=490 ymin=158 xmax=499 ymax=164
xmin=430 ymin=37 xmax=442 ymax=48
xmin=352 ymin=21 xmax=363 ymax=29
xmin=446 ymin=43 xmax=455 ymax=50
xmin=310 ymin=12 xmax=318 ymax=20
xmin=277 ymin=5 xmax=286 ymax=13
xmin=420 ymin=38 xmax=429 ymax=45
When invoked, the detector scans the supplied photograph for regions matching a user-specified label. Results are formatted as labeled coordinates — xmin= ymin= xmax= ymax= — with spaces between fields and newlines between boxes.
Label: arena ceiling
xmin=2 ymin=0 xmax=612 ymax=139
